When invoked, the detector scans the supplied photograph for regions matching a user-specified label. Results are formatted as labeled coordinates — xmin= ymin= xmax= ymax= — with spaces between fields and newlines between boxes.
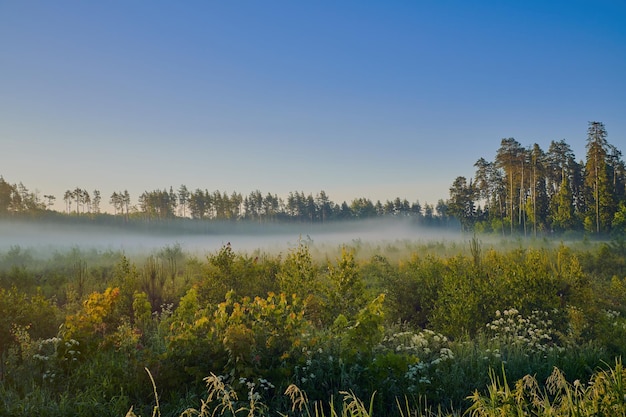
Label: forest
xmin=1 ymin=121 xmax=626 ymax=416
xmin=2 ymin=122 xmax=625 ymax=236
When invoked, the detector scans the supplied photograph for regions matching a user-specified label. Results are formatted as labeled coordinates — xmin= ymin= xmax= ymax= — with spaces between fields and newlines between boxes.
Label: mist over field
xmin=0 ymin=218 xmax=464 ymax=257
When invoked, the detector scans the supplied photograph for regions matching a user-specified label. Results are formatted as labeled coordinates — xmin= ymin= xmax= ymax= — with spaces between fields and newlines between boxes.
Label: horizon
xmin=2 ymin=1 xmax=625 ymax=213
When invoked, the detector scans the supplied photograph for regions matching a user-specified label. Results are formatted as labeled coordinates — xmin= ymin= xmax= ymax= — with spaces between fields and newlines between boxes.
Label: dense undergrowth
xmin=1 ymin=233 xmax=626 ymax=416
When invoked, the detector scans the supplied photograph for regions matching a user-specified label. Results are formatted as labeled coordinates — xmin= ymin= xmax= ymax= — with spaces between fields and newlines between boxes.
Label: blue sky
xmin=1 ymin=1 xmax=625 ymax=212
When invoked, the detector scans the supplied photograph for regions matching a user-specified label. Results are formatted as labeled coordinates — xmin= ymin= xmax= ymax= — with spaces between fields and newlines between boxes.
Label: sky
xmin=1 ymin=1 xmax=625 ymax=213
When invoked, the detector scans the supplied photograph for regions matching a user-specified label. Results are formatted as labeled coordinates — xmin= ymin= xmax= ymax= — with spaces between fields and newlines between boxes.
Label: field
xmin=1 ymin=220 xmax=626 ymax=416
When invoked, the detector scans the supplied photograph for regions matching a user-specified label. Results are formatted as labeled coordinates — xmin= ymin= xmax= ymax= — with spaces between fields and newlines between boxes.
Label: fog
xmin=0 ymin=218 xmax=465 ymax=258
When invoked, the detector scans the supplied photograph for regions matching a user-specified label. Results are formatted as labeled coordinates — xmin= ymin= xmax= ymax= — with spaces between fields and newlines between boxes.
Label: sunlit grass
xmin=466 ymin=358 xmax=626 ymax=417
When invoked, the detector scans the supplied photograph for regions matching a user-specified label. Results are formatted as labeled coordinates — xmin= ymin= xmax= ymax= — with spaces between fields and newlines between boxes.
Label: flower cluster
xmin=237 ymin=376 xmax=276 ymax=402
xmin=378 ymin=329 xmax=450 ymax=357
xmin=486 ymin=308 xmax=557 ymax=354
xmin=604 ymin=309 xmax=620 ymax=320
xmin=404 ymin=345 xmax=455 ymax=392
xmin=33 ymin=337 xmax=81 ymax=382
xmin=603 ymin=309 xmax=626 ymax=329
xmin=294 ymin=347 xmax=331 ymax=386
xmin=377 ymin=329 xmax=454 ymax=393
xmin=154 ymin=302 xmax=175 ymax=321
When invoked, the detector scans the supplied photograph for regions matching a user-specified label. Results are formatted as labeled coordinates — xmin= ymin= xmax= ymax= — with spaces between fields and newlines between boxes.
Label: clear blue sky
xmin=1 ymin=1 xmax=625 ymax=213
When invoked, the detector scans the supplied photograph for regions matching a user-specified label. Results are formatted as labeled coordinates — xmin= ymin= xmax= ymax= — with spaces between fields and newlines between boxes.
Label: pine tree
xmin=584 ymin=121 xmax=615 ymax=233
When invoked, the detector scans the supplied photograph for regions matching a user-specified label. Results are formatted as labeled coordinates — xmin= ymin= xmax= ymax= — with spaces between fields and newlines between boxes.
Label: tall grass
xmin=126 ymin=369 xmax=457 ymax=417
xmin=466 ymin=358 xmax=626 ymax=417
xmin=123 ymin=360 xmax=626 ymax=417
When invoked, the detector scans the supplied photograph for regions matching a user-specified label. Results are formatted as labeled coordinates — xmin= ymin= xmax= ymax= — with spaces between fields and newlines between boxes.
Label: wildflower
xmin=440 ymin=348 xmax=454 ymax=359
xmin=248 ymin=390 xmax=261 ymax=402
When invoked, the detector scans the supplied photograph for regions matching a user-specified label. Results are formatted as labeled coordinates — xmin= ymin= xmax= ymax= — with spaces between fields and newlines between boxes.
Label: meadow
xmin=1 ymin=222 xmax=626 ymax=416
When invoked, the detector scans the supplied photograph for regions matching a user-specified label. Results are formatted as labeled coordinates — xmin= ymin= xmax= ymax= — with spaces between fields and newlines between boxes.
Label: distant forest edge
xmin=2 ymin=121 xmax=625 ymax=236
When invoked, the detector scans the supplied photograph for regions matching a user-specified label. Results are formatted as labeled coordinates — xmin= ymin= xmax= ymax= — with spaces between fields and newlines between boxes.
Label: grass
xmin=122 ymin=359 xmax=626 ymax=417
xmin=466 ymin=358 xmax=626 ymax=417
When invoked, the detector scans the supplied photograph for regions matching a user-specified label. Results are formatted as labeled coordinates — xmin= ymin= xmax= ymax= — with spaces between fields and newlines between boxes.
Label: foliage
xmin=325 ymin=247 xmax=365 ymax=321
xmin=0 ymin=286 xmax=59 ymax=372
xmin=162 ymin=288 xmax=313 ymax=394
xmin=197 ymin=243 xmax=280 ymax=306
xmin=385 ymin=254 xmax=444 ymax=328
xmin=0 ymin=240 xmax=625 ymax=416
xmin=277 ymin=240 xmax=319 ymax=300
xmin=63 ymin=287 xmax=123 ymax=346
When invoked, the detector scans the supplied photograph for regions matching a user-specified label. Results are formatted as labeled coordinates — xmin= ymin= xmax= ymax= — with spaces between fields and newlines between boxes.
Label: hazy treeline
xmin=449 ymin=121 xmax=626 ymax=235
xmin=0 ymin=181 xmax=447 ymax=226
xmin=2 ymin=121 xmax=624 ymax=236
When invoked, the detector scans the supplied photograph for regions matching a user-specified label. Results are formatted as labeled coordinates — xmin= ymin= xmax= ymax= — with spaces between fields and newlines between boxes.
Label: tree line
xmin=448 ymin=121 xmax=626 ymax=235
xmin=1 ymin=121 xmax=624 ymax=234
xmin=133 ymin=187 xmax=443 ymax=223
xmin=0 ymin=178 xmax=444 ymax=225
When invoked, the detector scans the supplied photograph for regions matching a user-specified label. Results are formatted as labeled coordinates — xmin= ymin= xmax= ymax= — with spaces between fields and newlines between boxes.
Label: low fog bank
xmin=0 ymin=218 xmax=464 ymax=257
